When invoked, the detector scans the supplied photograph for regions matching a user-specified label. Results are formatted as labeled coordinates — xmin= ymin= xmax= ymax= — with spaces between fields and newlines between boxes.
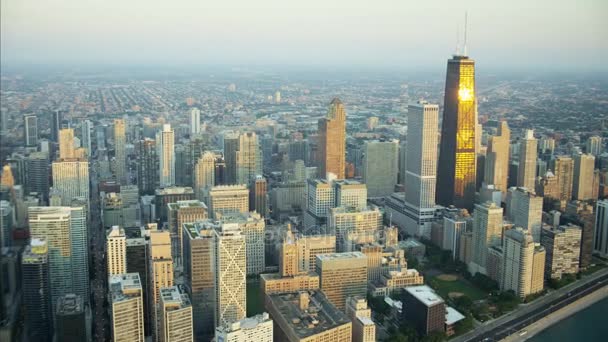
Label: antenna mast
xmin=455 ymin=25 xmax=460 ymax=55
xmin=463 ymin=11 xmax=468 ymax=56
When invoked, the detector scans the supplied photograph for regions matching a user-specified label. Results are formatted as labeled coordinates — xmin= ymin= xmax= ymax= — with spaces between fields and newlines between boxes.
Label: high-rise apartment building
xmin=437 ymin=55 xmax=478 ymax=210
xmin=194 ymin=151 xmax=215 ymax=201
xmin=21 ymin=239 xmax=52 ymax=342
xmin=236 ymin=132 xmax=263 ymax=184
xmin=190 ymin=108 xmax=201 ymax=135
xmin=208 ymin=185 xmax=249 ymax=219
xmin=594 ymin=200 xmax=608 ymax=257
xmin=55 ymin=294 xmax=87 ymax=342
xmin=149 ymin=227 xmax=174 ymax=341
xmin=223 ymin=131 xmax=240 ymax=184
xmin=507 ymin=187 xmax=543 ymax=242
xmin=137 ymin=138 xmax=159 ymax=195
xmin=214 ymin=222 xmax=247 ymax=327
xmin=51 ymin=159 xmax=89 ymax=205
xmin=107 ymin=225 xmax=127 ymax=276
xmin=573 ymin=153 xmax=595 ymax=200
xmin=471 ymin=202 xmax=503 ymax=274
xmin=318 ymin=98 xmax=346 ymax=179
xmin=586 ymin=136 xmax=603 ymax=156
xmin=501 ymin=227 xmax=545 ymax=298
xmin=157 ymin=124 xmax=175 ymax=188
xmin=317 ymin=252 xmax=367 ymax=311
xmin=24 ymin=114 xmax=39 ymax=147
xmin=215 ymin=312 xmax=273 ymax=342
xmin=484 ymin=121 xmax=511 ymax=193
xmin=554 ymin=156 xmax=574 ymax=209
xmin=59 ymin=128 xmax=76 ymax=160
xmin=541 ymin=224 xmax=582 ymax=279
xmin=114 ymin=119 xmax=128 ymax=184
xmin=362 ymin=140 xmax=399 ymax=197
xmin=159 ymin=286 xmax=193 ymax=342
xmin=517 ymin=130 xmax=538 ymax=191
xmin=109 ymin=273 xmax=145 ymax=342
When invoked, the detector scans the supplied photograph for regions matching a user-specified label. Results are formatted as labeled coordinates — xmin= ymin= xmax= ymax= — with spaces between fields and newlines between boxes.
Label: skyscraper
xmin=137 ymin=138 xmax=159 ymax=195
xmin=81 ymin=120 xmax=92 ymax=155
xmin=250 ymin=175 xmax=268 ymax=217
xmin=318 ymin=98 xmax=346 ymax=179
xmin=148 ymin=226 xmax=174 ymax=341
xmin=436 ymin=55 xmax=478 ymax=210
xmin=517 ymin=130 xmax=538 ymax=191
xmin=24 ymin=114 xmax=39 ymax=147
xmin=26 ymin=152 xmax=50 ymax=201
xmin=167 ymin=200 xmax=208 ymax=266
xmin=190 ymin=107 xmax=201 ymax=135
xmin=554 ymin=156 xmax=574 ymax=209
xmin=573 ymin=153 xmax=595 ymax=200
xmin=214 ymin=222 xmax=247 ymax=327
xmin=317 ymin=252 xmax=368 ymax=311
xmin=594 ymin=200 xmax=608 ymax=258
xmin=55 ymin=294 xmax=87 ymax=342
xmin=541 ymin=224 xmax=582 ymax=279
xmin=362 ymin=140 xmax=399 ymax=197
xmin=69 ymin=205 xmax=89 ymax=304
xmin=21 ymin=239 xmax=52 ymax=342
xmin=501 ymin=227 xmax=545 ymax=298
xmin=159 ymin=286 xmax=194 ymax=342
xmin=51 ymin=109 xmax=62 ymax=143
xmin=157 ymin=124 xmax=175 ymax=188
xmin=586 ymin=135 xmax=603 ymax=157
xmin=109 ymin=273 xmax=145 ymax=342
xmin=114 ymin=119 xmax=128 ymax=185
xmin=107 ymin=225 xmax=127 ymax=276
xmin=236 ymin=132 xmax=263 ymax=184
xmin=194 ymin=151 xmax=215 ymax=201
xmin=507 ymin=187 xmax=543 ymax=242
xmin=223 ymin=131 xmax=240 ymax=184
xmin=471 ymin=202 xmax=503 ymax=274
xmin=484 ymin=121 xmax=511 ymax=193
xmin=59 ymin=128 xmax=76 ymax=160
xmin=51 ymin=159 xmax=89 ymax=205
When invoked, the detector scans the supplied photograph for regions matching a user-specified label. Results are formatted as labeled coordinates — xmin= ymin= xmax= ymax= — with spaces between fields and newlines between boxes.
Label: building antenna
xmin=455 ymin=24 xmax=460 ymax=55
xmin=463 ymin=11 xmax=468 ymax=56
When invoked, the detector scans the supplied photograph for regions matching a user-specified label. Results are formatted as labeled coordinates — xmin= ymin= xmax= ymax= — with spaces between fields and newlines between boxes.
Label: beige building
xmin=471 ymin=202 xmax=503 ymax=274
xmin=517 ymin=130 xmax=537 ymax=190
xmin=296 ymin=234 xmax=336 ymax=273
xmin=358 ymin=243 xmax=406 ymax=282
xmin=209 ymin=185 xmax=249 ymax=219
xmin=266 ymin=291 xmax=352 ymax=342
xmin=554 ymin=156 xmax=574 ymax=209
xmin=317 ymin=252 xmax=367 ymax=311
xmin=318 ymin=98 xmax=346 ymax=179
xmin=220 ymin=211 xmax=266 ymax=275
xmin=484 ymin=121 xmax=510 ymax=193
xmin=159 ymin=286 xmax=193 ymax=342
xmin=345 ymin=296 xmax=376 ymax=342
xmin=573 ymin=153 xmax=595 ymax=200
xmin=501 ymin=227 xmax=545 ymax=298
xmin=51 ymin=159 xmax=89 ymax=206
xmin=541 ymin=224 xmax=582 ymax=279
xmin=369 ymin=269 xmax=424 ymax=297
xmin=236 ymin=132 xmax=263 ymax=184
xmin=194 ymin=151 xmax=216 ymax=202
xmin=362 ymin=140 xmax=399 ymax=198
xmin=328 ymin=206 xmax=382 ymax=251
xmin=114 ymin=119 xmax=127 ymax=184
xmin=107 ymin=225 xmax=127 ymax=276
xmin=167 ymin=200 xmax=207 ymax=266
xmin=149 ymin=226 xmax=174 ymax=341
xmin=59 ymin=128 xmax=75 ymax=160
xmin=109 ymin=273 xmax=145 ymax=342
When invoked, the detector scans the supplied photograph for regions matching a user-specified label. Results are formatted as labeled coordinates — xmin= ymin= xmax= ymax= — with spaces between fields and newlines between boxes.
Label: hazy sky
xmin=1 ymin=0 xmax=607 ymax=71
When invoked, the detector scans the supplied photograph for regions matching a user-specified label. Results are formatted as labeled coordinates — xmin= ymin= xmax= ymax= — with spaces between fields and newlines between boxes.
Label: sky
xmin=1 ymin=0 xmax=607 ymax=72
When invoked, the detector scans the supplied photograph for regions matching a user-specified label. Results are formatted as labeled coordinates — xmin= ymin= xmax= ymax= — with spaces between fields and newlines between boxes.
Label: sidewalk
xmin=501 ymin=285 xmax=608 ymax=342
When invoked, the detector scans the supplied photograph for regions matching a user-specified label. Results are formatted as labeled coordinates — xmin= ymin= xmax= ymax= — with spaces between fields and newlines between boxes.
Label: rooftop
xmin=109 ymin=273 xmax=142 ymax=303
xmin=160 ymin=286 xmax=191 ymax=308
xmin=57 ymin=294 xmax=84 ymax=316
xmin=167 ymin=200 xmax=207 ymax=210
xmin=445 ymin=306 xmax=465 ymax=325
xmin=405 ymin=285 xmax=445 ymax=307
xmin=155 ymin=186 xmax=194 ymax=195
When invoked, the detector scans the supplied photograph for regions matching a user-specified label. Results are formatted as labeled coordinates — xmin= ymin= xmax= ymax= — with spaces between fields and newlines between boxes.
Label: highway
xmin=453 ymin=269 xmax=608 ymax=342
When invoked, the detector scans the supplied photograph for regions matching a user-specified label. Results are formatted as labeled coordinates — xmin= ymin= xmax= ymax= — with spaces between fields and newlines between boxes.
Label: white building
xmin=215 ymin=312 xmax=273 ymax=342
xmin=157 ymin=124 xmax=175 ymax=188
xmin=107 ymin=226 xmax=127 ymax=276
xmin=190 ymin=108 xmax=201 ymax=135
xmin=506 ymin=187 xmax=543 ymax=242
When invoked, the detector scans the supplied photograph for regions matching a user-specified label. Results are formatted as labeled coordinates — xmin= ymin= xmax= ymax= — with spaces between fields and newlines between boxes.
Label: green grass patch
xmin=428 ymin=275 xmax=487 ymax=301
xmin=246 ymin=278 xmax=264 ymax=316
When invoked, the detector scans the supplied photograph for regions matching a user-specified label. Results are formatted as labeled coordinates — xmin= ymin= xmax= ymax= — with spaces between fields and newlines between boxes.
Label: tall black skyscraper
xmin=21 ymin=241 xmax=52 ymax=342
xmin=137 ymin=138 xmax=159 ymax=195
xmin=436 ymin=54 xmax=478 ymax=210
xmin=55 ymin=294 xmax=86 ymax=342
xmin=51 ymin=109 xmax=62 ymax=143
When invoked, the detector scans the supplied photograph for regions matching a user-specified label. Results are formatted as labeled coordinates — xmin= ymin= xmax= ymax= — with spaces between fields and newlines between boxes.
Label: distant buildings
xmin=137 ymin=138 xmax=159 ymax=195
xmin=24 ymin=114 xmax=38 ymax=147
xmin=190 ymin=108 xmax=201 ymax=135
xmin=114 ymin=119 xmax=128 ymax=184
xmin=236 ymin=132 xmax=263 ymax=184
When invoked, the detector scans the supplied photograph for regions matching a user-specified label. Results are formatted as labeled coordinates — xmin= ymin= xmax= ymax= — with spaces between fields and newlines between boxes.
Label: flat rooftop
xmin=267 ymin=290 xmax=350 ymax=339
xmin=160 ymin=286 xmax=191 ymax=308
xmin=109 ymin=273 xmax=142 ymax=303
xmin=445 ymin=306 xmax=465 ymax=325
xmin=316 ymin=251 xmax=366 ymax=261
xmin=405 ymin=285 xmax=444 ymax=307
xmin=57 ymin=294 xmax=83 ymax=316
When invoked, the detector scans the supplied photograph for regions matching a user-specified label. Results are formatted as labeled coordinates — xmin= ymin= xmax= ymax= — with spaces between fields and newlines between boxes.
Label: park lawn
xmin=430 ymin=275 xmax=487 ymax=301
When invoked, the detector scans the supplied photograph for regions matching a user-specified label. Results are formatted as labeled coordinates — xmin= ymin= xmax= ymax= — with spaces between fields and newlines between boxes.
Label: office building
xmin=573 ymin=153 xmax=595 ymax=200
xmin=536 ymin=170 xmax=560 ymax=210
xmin=159 ymin=286 xmax=193 ymax=342
xmin=25 ymin=152 xmax=50 ymax=201
xmin=507 ymin=187 xmax=543 ymax=241
xmin=236 ymin=132 xmax=263 ymax=184
xmin=541 ymin=224 xmax=582 ymax=279
xmin=24 ymin=114 xmax=38 ymax=147
xmin=114 ymin=119 xmax=128 ymax=184
xmin=586 ymin=136 xmax=603 ymax=156
xmin=402 ymin=285 xmax=445 ymax=336
xmin=208 ymin=185 xmax=249 ymax=219
xmin=214 ymin=222 xmax=247 ymax=327
xmin=109 ymin=273 xmax=145 ymax=342
xmin=317 ymin=252 xmax=367 ymax=311
xmin=51 ymin=109 xmax=62 ymax=142
xmin=51 ymin=159 xmax=89 ymax=205
xmin=58 ymin=128 xmax=76 ymax=159
xmin=441 ymin=208 xmax=471 ymax=260
xmin=501 ymin=228 xmax=545 ymax=298
xmin=167 ymin=200 xmax=207 ymax=266
xmin=362 ymin=140 xmax=399 ymax=197
xmin=21 ymin=239 xmax=52 ymax=342
xmin=484 ymin=121 xmax=510 ymax=193
xmin=359 ymin=243 xmax=406 ymax=282
xmin=436 ymin=55 xmax=477 ymax=210
xmin=345 ymin=296 xmax=376 ymax=342
xmin=107 ymin=225 xmax=127 ymax=276
xmin=194 ymin=151 xmax=215 ymax=201
xmin=369 ymin=269 xmax=425 ymax=297
xmin=594 ymin=200 xmax=608 ymax=257
xmin=149 ymin=227 xmax=174 ymax=341
xmin=517 ymin=130 xmax=537 ymax=190
xmin=318 ymin=98 xmax=346 ymax=179
xmin=328 ymin=206 xmax=382 ymax=252
xmin=126 ymin=233 xmax=151 ymax=336
xmin=190 ymin=108 xmax=201 ymax=135
xmin=215 ymin=312 xmax=273 ymax=342
xmin=470 ymin=202 xmax=503 ymax=274
xmin=223 ymin=131 xmax=240 ymax=184
xmin=265 ymin=291 xmax=352 ymax=342
xmin=157 ymin=124 xmax=175 ymax=187
xmin=56 ymin=294 xmax=86 ymax=342
xmin=137 ymin=138 xmax=159 ymax=195
xmin=154 ymin=186 xmax=195 ymax=223
xmin=250 ymin=175 xmax=268 ymax=217
xmin=182 ymin=222 xmax=215 ymax=337
xmin=81 ymin=120 xmax=92 ymax=154
xmin=221 ymin=211 xmax=266 ymax=275
xmin=303 ymin=178 xmax=367 ymax=230
xmin=554 ymin=156 xmax=574 ymax=209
